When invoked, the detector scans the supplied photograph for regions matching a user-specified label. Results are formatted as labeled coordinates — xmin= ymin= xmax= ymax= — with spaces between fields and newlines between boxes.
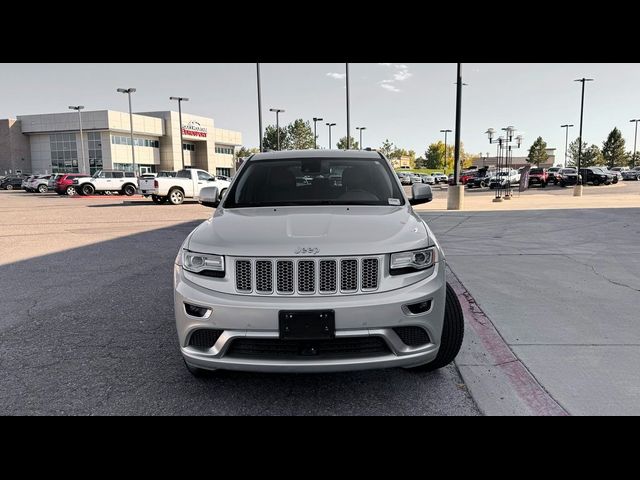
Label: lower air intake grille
xmin=188 ymin=329 xmax=223 ymax=349
xmin=393 ymin=326 xmax=431 ymax=347
xmin=227 ymin=337 xmax=391 ymax=359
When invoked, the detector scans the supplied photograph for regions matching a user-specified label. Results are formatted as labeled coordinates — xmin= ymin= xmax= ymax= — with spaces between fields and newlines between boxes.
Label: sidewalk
xmin=422 ymin=207 xmax=640 ymax=415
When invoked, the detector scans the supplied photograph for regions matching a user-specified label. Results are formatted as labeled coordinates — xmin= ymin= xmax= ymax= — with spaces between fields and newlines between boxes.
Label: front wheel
xmin=406 ymin=283 xmax=464 ymax=372
xmin=168 ymin=188 xmax=184 ymax=205
xmin=81 ymin=184 xmax=95 ymax=195
xmin=122 ymin=184 xmax=136 ymax=196
xmin=38 ymin=184 xmax=48 ymax=193
xmin=5 ymin=184 xmax=13 ymax=190
xmin=592 ymin=179 xmax=600 ymax=186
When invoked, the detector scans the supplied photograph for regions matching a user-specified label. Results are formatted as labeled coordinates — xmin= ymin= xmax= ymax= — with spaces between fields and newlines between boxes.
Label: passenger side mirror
xmin=199 ymin=186 xmax=219 ymax=208
xmin=410 ymin=183 xmax=432 ymax=205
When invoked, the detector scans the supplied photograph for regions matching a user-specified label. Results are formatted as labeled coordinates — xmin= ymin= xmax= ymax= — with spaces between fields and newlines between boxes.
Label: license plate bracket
xmin=279 ymin=310 xmax=335 ymax=340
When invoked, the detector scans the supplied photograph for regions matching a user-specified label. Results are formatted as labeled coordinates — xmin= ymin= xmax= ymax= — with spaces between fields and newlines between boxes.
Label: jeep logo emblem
xmin=295 ymin=247 xmax=320 ymax=255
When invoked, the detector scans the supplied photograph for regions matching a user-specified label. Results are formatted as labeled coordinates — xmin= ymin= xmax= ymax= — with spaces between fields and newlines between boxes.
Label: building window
xmin=111 ymin=135 xmax=159 ymax=148
xmin=183 ymin=143 xmax=195 ymax=152
xmin=87 ymin=131 xmax=103 ymax=175
xmin=113 ymin=163 xmax=157 ymax=173
xmin=49 ymin=132 xmax=78 ymax=173
xmin=216 ymin=168 xmax=231 ymax=177
xmin=215 ymin=145 xmax=234 ymax=155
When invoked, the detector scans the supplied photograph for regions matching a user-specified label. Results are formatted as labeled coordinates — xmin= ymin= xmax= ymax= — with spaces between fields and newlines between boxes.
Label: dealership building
xmin=0 ymin=110 xmax=242 ymax=177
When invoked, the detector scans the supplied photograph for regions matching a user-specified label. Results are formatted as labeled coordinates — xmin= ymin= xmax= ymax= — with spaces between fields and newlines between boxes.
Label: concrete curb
xmin=448 ymin=266 xmax=569 ymax=416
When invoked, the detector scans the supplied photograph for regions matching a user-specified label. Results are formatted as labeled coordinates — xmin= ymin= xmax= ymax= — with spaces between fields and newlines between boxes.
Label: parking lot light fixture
xmin=440 ymin=129 xmax=452 ymax=173
xmin=326 ymin=123 xmax=336 ymax=149
xmin=117 ymin=88 xmax=137 ymax=174
xmin=486 ymin=126 xmax=522 ymax=201
xmin=356 ymin=127 xmax=366 ymax=150
xmin=630 ymin=119 xmax=640 ymax=168
xmin=269 ymin=108 xmax=285 ymax=150
xmin=68 ymin=106 xmax=86 ymax=174
xmin=313 ymin=117 xmax=323 ymax=149
xmin=561 ymin=124 xmax=574 ymax=168
xmin=573 ymin=78 xmax=594 ymax=196
xmin=170 ymin=96 xmax=190 ymax=169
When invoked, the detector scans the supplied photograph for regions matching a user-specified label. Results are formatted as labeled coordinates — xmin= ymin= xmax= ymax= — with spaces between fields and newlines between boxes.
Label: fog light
xmin=184 ymin=303 xmax=210 ymax=318
xmin=404 ymin=300 xmax=432 ymax=315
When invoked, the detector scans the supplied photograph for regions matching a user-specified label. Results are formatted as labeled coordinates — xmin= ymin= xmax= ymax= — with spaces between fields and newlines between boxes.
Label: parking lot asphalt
xmin=0 ymin=191 xmax=479 ymax=415
xmin=422 ymin=207 xmax=640 ymax=415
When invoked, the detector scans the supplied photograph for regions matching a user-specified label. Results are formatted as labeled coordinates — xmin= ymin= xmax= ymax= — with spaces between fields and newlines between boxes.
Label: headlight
xmin=390 ymin=247 xmax=436 ymax=274
xmin=182 ymin=250 xmax=225 ymax=275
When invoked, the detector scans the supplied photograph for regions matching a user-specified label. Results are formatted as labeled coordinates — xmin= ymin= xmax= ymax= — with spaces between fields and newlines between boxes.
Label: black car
xmin=556 ymin=168 xmax=580 ymax=187
xmin=467 ymin=167 xmax=493 ymax=189
xmin=579 ymin=168 xmax=613 ymax=186
xmin=0 ymin=175 xmax=25 ymax=190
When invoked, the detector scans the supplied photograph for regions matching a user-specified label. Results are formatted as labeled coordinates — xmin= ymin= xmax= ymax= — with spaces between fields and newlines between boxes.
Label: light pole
xmin=440 ymin=129 xmax=452 ymax=171
xmin=326 ymin=122 xmax=336 ymax=149
xmin=560 ymin=124 xmax=574 ymax=168
xmin=257 ymin=63 xmax=263 ymax=152
xmin=68 ymin=105 xmax=85 ymax=173
xmin=356 ymin=127 xmax=366 ymax=150
xmin=117 ymin=88 xmax=137 ymax=174
xmin=269 ymin=108 xmax=285 ymax=150
xmin=346 ymin=63 xmax=351 ymax=149
xmin=170 ymin=96 xmax=189 ymax=169
xmin=573 ymin=78 xmax=594 ymax=196
xmin=313 ymin=117 xmax=323 ymax=149
xmin=630 ymin=119 xmax=640 ymax=168
xmin=486 ymin=126 xmax=522 ymax=202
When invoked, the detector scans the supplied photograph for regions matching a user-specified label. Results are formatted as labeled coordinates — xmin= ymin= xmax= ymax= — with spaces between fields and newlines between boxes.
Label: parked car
xmin=467 ymin=168 xmax=494 ymax=189
xmin=410 ymin=174 xmax=422 ymax=184
xmin=431 ymin=172 xmax=449 ymax=184
xmin=621 ymin=166 xmax=640 ymax=181
xmin=579 ymin=168 xmax=613 ymax=186
xmin=27 ymin=175 xmax=53 ymax=193
xmin=1 ymin=175 xmax=26 ymax=190
xmin=215 ymin=175 xmax=232 ymax=182
xmin=22 ymin=175 xmax=36 ymax=190
xmin=73 ymin=170 xmax=138 ymax=196
xmin=174 ymin=149 xmax=461 ymax=377
xmin=419 ymin=174 xmax=435 ymax=185
xmin=600 ymin=167 xmax=621 ymax=183
xmin=48 ymin=174 xmax=63 ymax=190
xmin=555 ymin=168 xmax=580 ymax=187
xmin=528 ymin=167 xmax=548 ymax=188
xmin=452 ymin=171 xmax=477 ymax=186
xmin=398 ymin=173 xmax=412 ymax=185
xmin=54 ymin=173 xmax=89 ymax=195
xmin=547 ymin=166 xmax=563 ymax=184
xmin=488 ymin=169 xmax=519 ymax=189
xmin=157 ymin=171 xmax=177 ymax=178
xmin=138 ymin=168 xmax=230 ymax=205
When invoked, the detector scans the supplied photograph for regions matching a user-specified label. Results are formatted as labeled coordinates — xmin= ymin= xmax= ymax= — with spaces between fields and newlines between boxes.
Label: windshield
xmin=92 ymin=170 xmax=102 ymax=179
xmin=530 ymin=168 xmax=543 ymax=174
xmin=562 ymin=169 xmax=577 ymax=174
xmin=224 ymin=157 xmax=405 ymax=208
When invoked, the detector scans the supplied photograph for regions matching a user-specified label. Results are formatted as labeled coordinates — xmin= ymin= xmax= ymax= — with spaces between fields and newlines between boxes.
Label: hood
xmin=187 ymin=205 xmax=431 ymax=257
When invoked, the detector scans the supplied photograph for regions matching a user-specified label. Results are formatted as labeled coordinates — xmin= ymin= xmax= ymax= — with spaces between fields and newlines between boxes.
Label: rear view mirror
xmin=199 ymin=186 xmax=219 ymax=208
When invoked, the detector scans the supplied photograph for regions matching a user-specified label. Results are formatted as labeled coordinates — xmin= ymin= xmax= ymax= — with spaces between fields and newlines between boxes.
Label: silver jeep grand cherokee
xmin=174 ymin=150 xmax=464 ymax=375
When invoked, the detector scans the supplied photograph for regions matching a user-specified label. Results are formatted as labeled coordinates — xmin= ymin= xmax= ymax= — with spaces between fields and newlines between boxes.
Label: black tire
xmin=5 ymin=184 xmax=13 ymax=190
xmin=407 ymin=283 xmax=464 ymax=372
xmin=38 ymin=184 xmax=47 ymax=193
xmin=168 ymin=188 xmax=184 ymax=205
xmin=560 ymin=181 xmax=566 ymax=188
xmin=81 ymin=184 xmax=95 ymax=195
xmin=541 ymin=181 xmax=547 ymax=188
xmin=554 ymin=179 xmax=559 ymax=185
xmin=183 ymin=358 xmax=215 ymax=378
xmin=122 ymin=184 xmax=136 ymax=196
xmin=151 ymin=194 xmax=167 ymax=204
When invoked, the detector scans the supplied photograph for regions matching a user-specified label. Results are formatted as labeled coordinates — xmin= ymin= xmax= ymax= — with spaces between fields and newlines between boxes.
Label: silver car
xmin=174 ymin=150 xmax=463 ymax=375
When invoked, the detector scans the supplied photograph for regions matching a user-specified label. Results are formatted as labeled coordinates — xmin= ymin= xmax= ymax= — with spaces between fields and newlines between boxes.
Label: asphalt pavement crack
xmin=562 ymin=255 xmax=640 ymax=293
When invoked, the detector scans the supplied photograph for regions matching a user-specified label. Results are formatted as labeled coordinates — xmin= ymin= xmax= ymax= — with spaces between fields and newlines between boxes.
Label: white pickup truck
xmin=138 ymin=168 xmax=231 ymax=205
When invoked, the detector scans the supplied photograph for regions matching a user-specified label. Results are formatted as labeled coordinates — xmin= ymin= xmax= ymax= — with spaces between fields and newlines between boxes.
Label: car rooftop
xmin=249 ymin=149 xmax=383 ymax=161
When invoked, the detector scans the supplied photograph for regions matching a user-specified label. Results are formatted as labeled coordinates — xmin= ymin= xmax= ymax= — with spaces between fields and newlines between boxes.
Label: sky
xmin=2 ymin=63 xmax=640 ymax=161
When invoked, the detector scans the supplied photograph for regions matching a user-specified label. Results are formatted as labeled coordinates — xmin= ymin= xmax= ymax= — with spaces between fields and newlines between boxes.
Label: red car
xmin=528 ymin=167 xmax=548 ymax=188
xmin=449 ymin=171 xmax=477 ymax=185
xmin=54 ymin=173 xmax=88 ymax=195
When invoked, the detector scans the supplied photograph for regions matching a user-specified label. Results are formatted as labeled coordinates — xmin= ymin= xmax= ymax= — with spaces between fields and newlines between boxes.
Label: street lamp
xmin=356 ymin=127 xmax=366 ymax=150
xmin=630 ymin=119 xmax=640 ymax=168
xmin=560 ymin=124 xmax=574 ymax=168
xmin=486 ymin=126 xmax=523 ymax=202
xmin=117 ymin=88 xmax=137 ymax=174
xmin=313 ymin=117 xmax=323 ymax=149
xmin=269 ymin=108 xmax=285 ymax=150
xmin=170 ymin=97 xmax=189 ymax=169
xmin=346 ymin=63 xmax=351 ymax=149
xmin=573 ymin=78 xmax=594 ymax=196
xmin=68 ymin=105 xmax=86 ymax=174
xmin=326 ymin=122 xmax=336 ymax=149
xmin=440 ymin=129 xmax=452 ymax=171
xmin=257 ymin=63 xmax=263 ymax=152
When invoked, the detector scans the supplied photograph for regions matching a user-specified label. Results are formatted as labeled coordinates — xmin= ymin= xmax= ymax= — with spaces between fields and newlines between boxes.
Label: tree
xmin=601 ymin=127 xmax=626 ymax=168
xmin=626 ymin=151 xmax=640 ymax=168
xmin=568 ymin=138 xmax=602 ymax=168
xmin=527 ymin=136 xmax=549 ymax=166
xmin=379 ymin=139 xmax=394 ymax=158
xmin=336 ymin=136 xmax=359 ymax=150
xmin=415 ymin=156 xmax=428 ymax=169
xmin=236 ymin=146 xmax=259 ymax=158
xmin=287 ymin=119 xmax=315 ymax=150
xmin=262 ymin=124 xmax=289 ymax=151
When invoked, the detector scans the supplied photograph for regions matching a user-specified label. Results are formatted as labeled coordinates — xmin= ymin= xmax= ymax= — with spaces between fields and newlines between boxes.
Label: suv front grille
xmin=393 ymin=326 xmax=431 ymax=347
xmin=188 ymin=329 xmax=223 ymax=349
xmin=234 ymin=257 xmax=380 ymax=296
xmin=226 ymin=337 xmax=391 ymax=359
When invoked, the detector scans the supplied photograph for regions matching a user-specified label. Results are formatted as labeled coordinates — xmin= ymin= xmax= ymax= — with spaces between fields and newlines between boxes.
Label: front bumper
xmin=174 ymin=261 xmax=447 ymax=373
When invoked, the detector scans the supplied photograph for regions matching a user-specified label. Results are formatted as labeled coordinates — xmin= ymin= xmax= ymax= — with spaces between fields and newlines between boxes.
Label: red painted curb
xmin=448 ymin=267 xmax=569 ymax=416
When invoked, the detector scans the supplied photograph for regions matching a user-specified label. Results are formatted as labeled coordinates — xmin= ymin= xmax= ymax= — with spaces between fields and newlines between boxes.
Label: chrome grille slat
xmin=234 ymin=257 xmax=379 ymax=295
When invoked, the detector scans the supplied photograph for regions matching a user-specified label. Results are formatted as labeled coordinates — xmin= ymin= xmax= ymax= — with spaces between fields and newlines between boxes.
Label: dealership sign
xmin=182 ymin=121 xmax=207 ymax=138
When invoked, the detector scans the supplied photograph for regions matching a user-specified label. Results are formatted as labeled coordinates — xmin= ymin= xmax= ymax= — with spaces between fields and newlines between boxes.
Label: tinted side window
xmin=198 ymin=171 xmax=213 ymax=181
xmin=112 ymin=172 xmax=124 ymax=178
xmin=102 ymin=172 xmax=113 ymax=179
xmin=124 ymin=172 xmax=135 ymax=178
xmin=176 ymin=170 xmax=191 ymax=178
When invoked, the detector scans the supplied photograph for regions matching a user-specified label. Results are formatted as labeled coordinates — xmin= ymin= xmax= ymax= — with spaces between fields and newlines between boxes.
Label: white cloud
xmin=394 ymin=64 xmax=409 ymax=69
xmin=393 ymin=69 xmax=412 ymax=81
xmin=378 ymin=63 xmax=392 ymax=67
xmin=326 ymin=72 xmax=346 ymax=80
xmin=380 ymin=83 xmax=401 ymax=93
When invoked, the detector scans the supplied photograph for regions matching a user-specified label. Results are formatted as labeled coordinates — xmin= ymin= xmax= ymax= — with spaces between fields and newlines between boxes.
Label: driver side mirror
xmin=409 ymin=183 xmax=432 ymax=205
xmin=199 ymin=186 xmax=219 ymax=208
